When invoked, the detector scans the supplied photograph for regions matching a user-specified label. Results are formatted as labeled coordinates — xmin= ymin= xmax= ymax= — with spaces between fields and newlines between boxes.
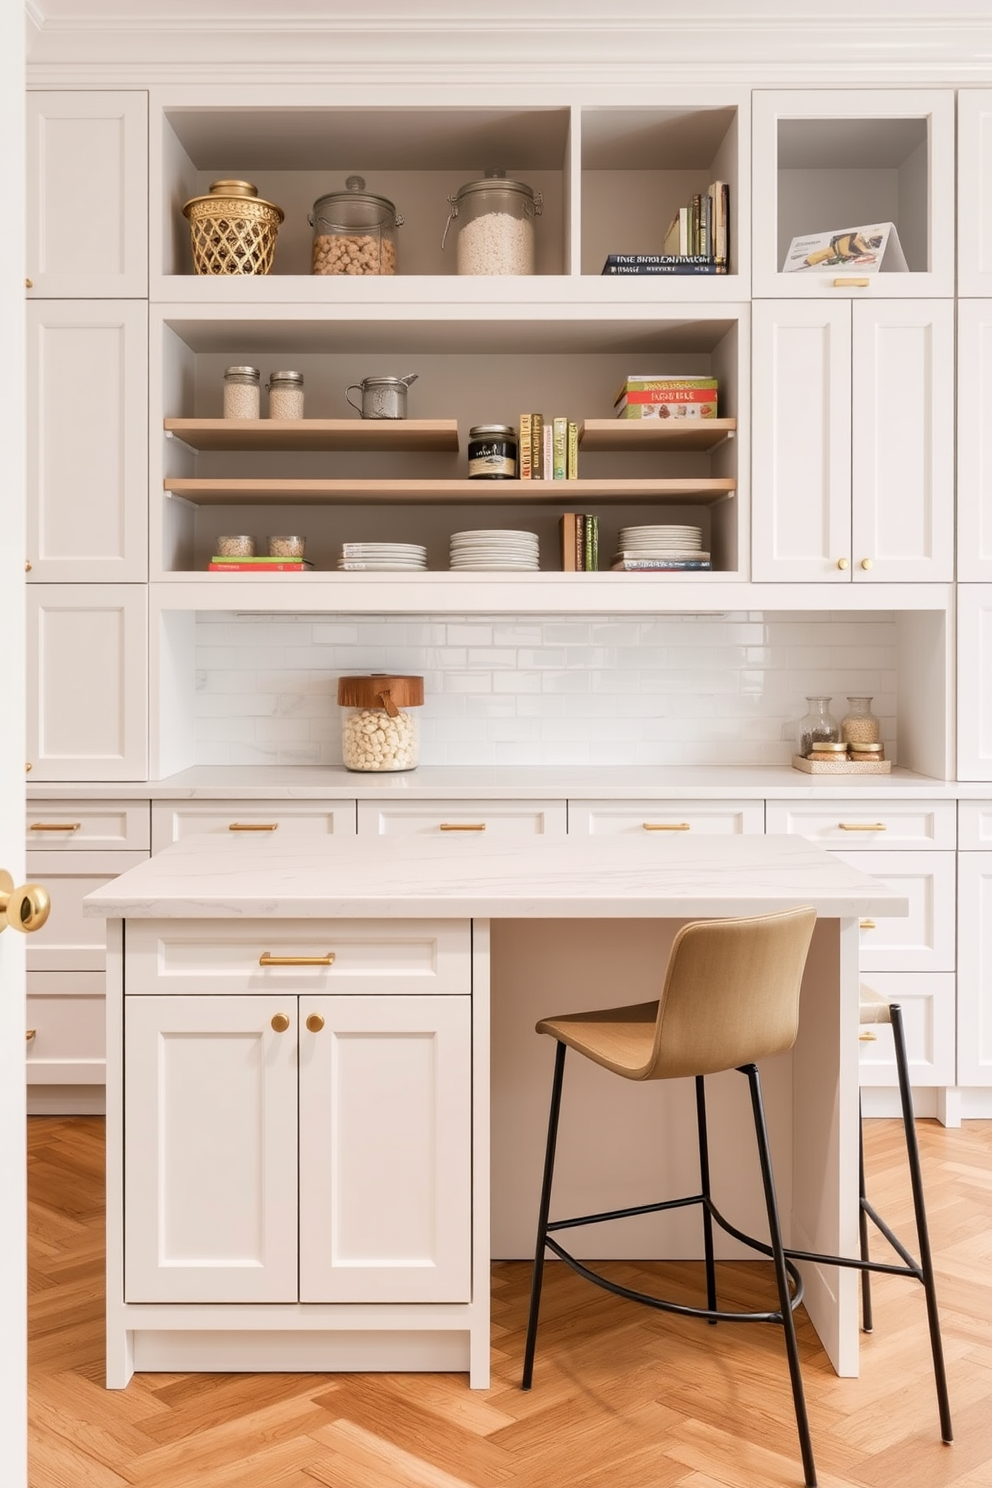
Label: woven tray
xmin=792 ymin=755 xmax=892 ymax=775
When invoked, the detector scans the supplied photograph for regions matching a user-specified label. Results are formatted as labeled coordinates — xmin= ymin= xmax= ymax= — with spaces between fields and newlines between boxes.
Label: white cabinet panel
xmin=765 ymin=800 xmax=955 ymax=850
xmin=26 ymin=91 xmax=148 ymax=298
xmin=957 ymin=91 xmax=992 ymax=297
xmin=832 ymin=850 xmax=956 ymax=974
xmin=957 ymin=585 xmax=992 ymax=781
xmin=26 ymin=977 xmax=106 ymax=1085
xmin=26 ymin=586 xmax=148 ymax=781
xmin=568 ymin=799 xmax=764 ymax=835
xmin=856 ymin=971 xmax=955 ymax=1087
xmin=958 ymin=802 xmax=992 ymax=851
xmin=27 ymin=302 xmax=148 ymax=583
xmin=299 ymin=995 xmax=471 ymax=1303
xmin=357 ymin=799 xmax=566 ymax=837
xmin=124 ymin=995 xmax=299 ymax=1303
xmin=26 ymin=799 xmax=150 ymax=851
xmin=152 ymin=799 xmax=357 ymax=853
xmin=957 ymin=851 xmax=992 ymax=1086
xmin=25 ymin=849 xmax=147 ymax=974
xmin=957 ymin=302 xmax=992 ymax=580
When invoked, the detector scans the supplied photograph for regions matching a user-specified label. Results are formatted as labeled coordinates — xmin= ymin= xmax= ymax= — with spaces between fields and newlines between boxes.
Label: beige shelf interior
xmin=578 ymin=418 xmax=737 ymax=452
xmin=164 ymin=477 xmax=737 ymax=506
xmin=164 ymin=418 xmax=460 ymax=452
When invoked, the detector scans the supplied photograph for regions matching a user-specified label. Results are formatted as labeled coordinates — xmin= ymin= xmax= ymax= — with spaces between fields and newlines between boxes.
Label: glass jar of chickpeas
xmin=309 ymin=176 xmax=403 ymax=276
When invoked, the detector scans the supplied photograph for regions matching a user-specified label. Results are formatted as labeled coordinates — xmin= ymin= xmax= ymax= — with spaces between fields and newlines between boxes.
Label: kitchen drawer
xmin=834 ymin=850 xmax=956 ymax=973
xmin=26 ymin=972 xmax=106 ymax=1085
xmin=124 ymin=918 xmax=472 ymax=997
xmin=26 ymin=798 xmax=150 ymax=851
xmin=357 ymin=799 xmax=566 ymax=837
xmin=151 ymin=800 xmax=357 ymax=853
xmin=958 ymin=801 xmax=992 ymax=850
xmin=765 ymin=800 xmax=955 ymax=850
xmin=25 ymin=850 xmax=148 ymax=973
xmin=568 ymin=799 xmax=764 ymax=835
xmin=857 ymin=973 xmax=956 ymax=1088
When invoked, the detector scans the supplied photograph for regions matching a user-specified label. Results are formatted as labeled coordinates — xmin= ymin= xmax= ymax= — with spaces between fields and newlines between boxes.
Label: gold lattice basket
xmin=182 ymin=179 xmax=284 ymax=276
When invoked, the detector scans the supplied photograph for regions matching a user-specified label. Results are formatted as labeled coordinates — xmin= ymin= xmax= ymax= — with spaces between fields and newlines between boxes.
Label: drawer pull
xmin=229 ymin=822 xmax=279 ymax=832
xmin=26 ymin=1029 xmax=36 ymax=1042
xmin=270 ymin=1013 xmax=291 ymax=1033
xmin=439 ymin=823 xmax=486 ymax=831
xmin=860 ymin=919 xmax=877 ymax=931
xmin=30 ymin=822 xmax=81 ymax=832
xmin=259 ymin=952 xmax=335 ymax=967
xmin=306 ymin=1014 xmax=325 ymax=1033
xmin=643 ymin=822 xmax=691 ymax=831
xmin=833 ymin=277 xmax=871 ymax=288
xmin=859 ymin=1029 xmax=878 ymax=1042
xmin=838 ymin=822 xmax=887 ymax=832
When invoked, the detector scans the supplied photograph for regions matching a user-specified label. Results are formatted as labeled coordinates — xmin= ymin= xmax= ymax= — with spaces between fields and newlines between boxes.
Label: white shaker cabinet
xmin=26 ymin=586 xmax=148 ymax=781
xmin=957 ymin=585 xmax=992 ymax=781
xmin=957 ymin=91 xmax=992 ymax=298
xmin=957 ymin=302 xmax=992 ymax=580
xmin=27 ymin=301 xmax=148 ymax=583
xmin=752 ymin=300 xmax=953 ymax=583
xmin=957 ymin=805 xmax=992 ymax=1087
xmin=26 ymin=91 xmax=148 ymax=298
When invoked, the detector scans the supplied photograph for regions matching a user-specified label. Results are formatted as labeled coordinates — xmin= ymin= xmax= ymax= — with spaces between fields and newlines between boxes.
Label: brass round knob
xmin=861 ymin=557 xmax=873 ymax=571
xmin=26 ymin=763 xmax=32 ymax=772
xmin=270 ymin=1013 xmax=290 ymax=1033
xmin=305 ymin=1013 xmax=325 ymax=1033
xmin=836 ymin=558 xmax=849 ymax=571
xmin=0 ymin=871 xmax=51 ymax=934
xmin=25 ymin=560 xmax=32 ymax=573
xmin=26 ymin=278 xmax=33 ymax=289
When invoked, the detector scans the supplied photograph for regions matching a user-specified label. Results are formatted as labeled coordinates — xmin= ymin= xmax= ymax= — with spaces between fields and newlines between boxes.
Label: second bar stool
xmin=522 ymin=906 xmax=819 ymax=1488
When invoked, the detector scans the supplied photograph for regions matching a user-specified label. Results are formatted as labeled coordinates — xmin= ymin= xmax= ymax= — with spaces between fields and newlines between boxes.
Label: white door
xmin=123 ymin=996 xmax=299 ymax=1303
xmin=957 ymin=854 xmax=992 ymax=1086
xmin=751 ymin=300 xmax=852 ymax=581
xmin=299 ymin=995 xmax=472 ymax=1303
xmin=957 ymin=585 xmax=992 ymax=781
xmin=957 ymin=301 xmax=992 ymax=581
xmin=1 ymin=10 xmax=28 ymax=1483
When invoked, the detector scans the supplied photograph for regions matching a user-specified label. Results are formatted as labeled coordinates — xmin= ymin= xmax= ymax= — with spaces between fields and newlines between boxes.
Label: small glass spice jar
xmin=337 ymin=674 xmax=424 ymax=773
xmin=797 ymin=695 xmax=840 ymax=757
xmin=808 ymin=740 xmax=850 ymax=763
xmin=849 ymin=740 xmax=886 ymax=763
xmin=216 ymin=534 xmax=255 ymax=557
xmin=223 ymin=366 xmax=261 ymax=419
xmin=840 ymin=696 xmax=881 ymax=745
xmin=468 ymin=424 xmax=518 ymax=479
xmin=266 ymin=370 xmax=304 ymax=419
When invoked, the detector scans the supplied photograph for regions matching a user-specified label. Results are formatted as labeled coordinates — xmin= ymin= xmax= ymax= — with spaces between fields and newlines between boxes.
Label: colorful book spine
xmin=610 ymin=559 xmax=713 ymax=571
xmin=575 ymin=513 xmax=585 ymax=569
xmin=543 ymin=422 xmax=553 ymax=479
xmin=567 ymin=421 xmax=578 ymax=479
xmin=518 ymin=413 xmax=532 ymax=480
xmin=584 ymin=515 xmax=598 ymax=571
xmin=531 ymin=412 xmax=544 ymax=480
xmin=602 ymin=263 xmax=727 ymax=275
xmin=560 ymin=512 xmax=577 ymax=572
xmin=552 ymin=417 xmax=568 ymax=480
xmin=208 ymin=561 xmax=308 ymax=572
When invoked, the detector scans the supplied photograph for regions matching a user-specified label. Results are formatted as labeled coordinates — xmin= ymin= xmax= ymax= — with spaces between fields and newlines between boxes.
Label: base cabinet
xmin=956 ymin=811 xmax=992 ymax=1087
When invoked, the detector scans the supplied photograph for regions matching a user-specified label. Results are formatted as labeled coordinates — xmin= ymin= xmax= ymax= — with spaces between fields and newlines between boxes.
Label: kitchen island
xmin=85 ymin=831 xmax=907 ymax=1388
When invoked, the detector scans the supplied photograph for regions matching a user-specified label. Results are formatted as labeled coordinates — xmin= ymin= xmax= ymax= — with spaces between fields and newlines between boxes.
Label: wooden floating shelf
xmin=164 ymin=418 xmax=460 ymax=453
xmin=578 ymin=418 xmax=736 ymax=452
xmin=163 ymin=477 xmax=737 ymax=506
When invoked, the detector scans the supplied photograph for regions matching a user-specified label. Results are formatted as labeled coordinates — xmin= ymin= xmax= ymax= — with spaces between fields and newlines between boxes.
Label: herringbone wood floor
xmin=27 ymin=1115 xmax=992 ymax=1488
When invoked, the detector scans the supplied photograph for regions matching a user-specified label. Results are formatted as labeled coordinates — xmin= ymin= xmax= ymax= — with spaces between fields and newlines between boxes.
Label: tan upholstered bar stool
xmin=785 ymin=983 xmax=952 ymax=1444
xmin=522 ymin=906 xmax=820 ymax=1488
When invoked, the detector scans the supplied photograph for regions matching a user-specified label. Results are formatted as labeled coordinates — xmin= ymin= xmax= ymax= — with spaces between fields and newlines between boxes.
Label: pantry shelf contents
xmin=163 ymin=477 xmax=736 ymax=505
xmin=164 ymin=418 xmax=460 ymax=452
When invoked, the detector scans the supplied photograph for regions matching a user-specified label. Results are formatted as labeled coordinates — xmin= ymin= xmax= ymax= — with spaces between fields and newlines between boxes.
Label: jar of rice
xmin=442 ymin=171 xmax=543 ymax=276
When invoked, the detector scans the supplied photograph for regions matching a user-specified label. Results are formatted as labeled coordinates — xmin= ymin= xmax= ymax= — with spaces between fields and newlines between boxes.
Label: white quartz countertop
xmin=33 ymin=763 xmax=962 ymax=802
xmin=83 ymin=832 xmax=908 ymax=920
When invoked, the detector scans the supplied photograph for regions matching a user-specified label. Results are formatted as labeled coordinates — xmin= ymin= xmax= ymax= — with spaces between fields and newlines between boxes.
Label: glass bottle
xmin=223 ymin=365 xmax=260 ymax=419
xmin=840 ymin=696 xmax=880 ymax=745
xmin=797 ymin=696 xmax=840 ymax=757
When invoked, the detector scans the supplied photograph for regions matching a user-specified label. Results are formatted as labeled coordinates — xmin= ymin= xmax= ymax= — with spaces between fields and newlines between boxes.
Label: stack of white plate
xmin=337 ymin=542 xmax=428 ymax=571
xmin=618 ymin=524 xmax=705 ymax=558
xmin=449 ymin=529 xmax=540 ymax=571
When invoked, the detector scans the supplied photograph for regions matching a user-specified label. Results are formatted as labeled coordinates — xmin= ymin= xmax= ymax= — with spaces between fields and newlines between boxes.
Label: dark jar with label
xmin=467 ymin=424 xmax=518 ymax=479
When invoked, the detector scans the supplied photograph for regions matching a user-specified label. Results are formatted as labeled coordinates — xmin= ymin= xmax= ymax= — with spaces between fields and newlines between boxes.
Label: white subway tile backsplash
xmin=193 ymin=611 xmax=901 ymax=768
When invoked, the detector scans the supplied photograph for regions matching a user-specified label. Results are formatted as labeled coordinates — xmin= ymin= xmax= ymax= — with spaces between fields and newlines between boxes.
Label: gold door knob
xmin=25 ymin=560 xmax=32 ymax=572
xmin=859 ymin=1029 xmax=878 ymax=1042
xmin=26 ymin=1029 xmax=36 ymax=1042
xmin=861 ymin=558 xmax=873 ymax=570
xmin=270 ymin=1013 xmax=291 ymax=1032
xmin=305 ymin=1013 xmax=325 ymax=1033
xmin=26 ymin=278 xmax=33 ymax=289
xmin=0 ymin=871 xmax=51 ymax=934
xmin=837 ymin=558 xmax=849 ymax=570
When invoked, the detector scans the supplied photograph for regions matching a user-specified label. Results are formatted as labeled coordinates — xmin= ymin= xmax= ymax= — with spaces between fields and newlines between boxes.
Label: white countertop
xmin=83 ymin=832 xmax=908 ymax=920
xmin=33 ymin=763 xmax=964 ymax=801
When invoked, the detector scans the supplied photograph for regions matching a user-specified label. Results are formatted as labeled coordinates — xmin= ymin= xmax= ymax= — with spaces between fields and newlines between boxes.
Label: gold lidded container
xmin=337 ymin=674 xmax=424 ymax=773
xmin=182 ymin=179 xmax=284 ymax=276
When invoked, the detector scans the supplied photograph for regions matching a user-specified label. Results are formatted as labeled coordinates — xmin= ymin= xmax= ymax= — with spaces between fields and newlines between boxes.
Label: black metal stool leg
xmin=695 ymin=1075 xmax=718 ymax=1319
xmin=522 ymin=1039 xmax=567 ymax=1389
xmin=890 ymin=1004 xmax=953 ymax=1443
xmin=858 ymin=1095 xmax=874 ymax=1333
xmin=743 ymin=1063 xmax=817 ymax=1488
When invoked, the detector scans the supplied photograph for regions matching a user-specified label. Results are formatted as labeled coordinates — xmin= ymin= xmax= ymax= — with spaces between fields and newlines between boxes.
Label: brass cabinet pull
xmin=229 ymin=822 xmax=279 ymax=831
xmin=833 ymin=277 xmax=870 ymax=287
xmin=25 ymin=560 xmax=32 ymax=572
xmin=836 ymin=557 xmax=849 ymax=570
xmin=26 ymin=1029 xmax=36 ymax=1042
xmin=305 ymin=1013 xmax=325 ymax=1033
xmin=643 ymin=822 xmax=691 ymax=831
xmin=26 ymin=278 xmax=33 ymax=289
xmin=439 ymin=822 xmax=486 ymax=831
xmin=270 ymin=1013 xmax=291 ymax=1032
xmin=839 ymin=822 xmax=887 ymax=831
xmin=860 ymin=919 xmax=876 ymax=930
xmin=859 ymin=1029 xmax=878 ymax=1042
xmin=30 ymin=822 xmax=81 ymax=832
xmin=259 ymin=951 xmax=335 ymax=967
xmin=860 ymin=558 xmax=873 ymax=571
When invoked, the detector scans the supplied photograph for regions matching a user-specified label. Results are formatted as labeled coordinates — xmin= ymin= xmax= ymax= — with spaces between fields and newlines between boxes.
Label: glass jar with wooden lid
xmin=337 ymin=674 xmax=424 ymax=772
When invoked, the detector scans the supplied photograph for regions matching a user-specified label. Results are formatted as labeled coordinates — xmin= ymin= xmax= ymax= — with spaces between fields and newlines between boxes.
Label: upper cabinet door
xmin=850 ymin=300 xmax=954 ymax=582
xmin=957 ymin=90 xmax=992 ymax=297
xmin=751 ymin=89 xmax=955 ymax=299
xmin=27 ymin=301 xmax=148 ymax=583
xmin=957 ymin=301 xmax=992 ymax=581
xmin=26 ymin=92 xmax=148 ymax=299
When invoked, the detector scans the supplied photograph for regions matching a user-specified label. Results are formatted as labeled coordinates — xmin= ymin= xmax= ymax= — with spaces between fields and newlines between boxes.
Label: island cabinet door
xmin=123 ymin=995 xmax=298 ymax=1304
xmin=298 ymin=995 xmax=472 ymax=1304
